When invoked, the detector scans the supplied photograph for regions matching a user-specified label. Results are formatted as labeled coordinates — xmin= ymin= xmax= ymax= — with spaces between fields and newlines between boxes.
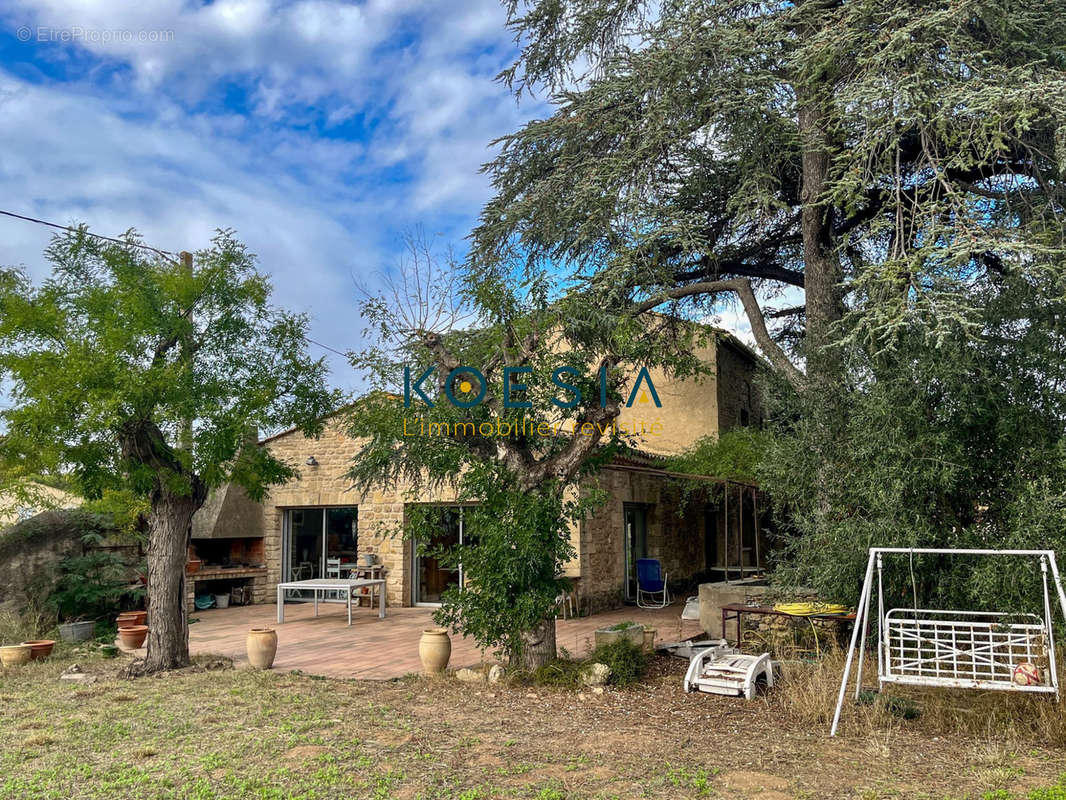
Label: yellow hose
xmin=773 ymin=602 xmax=849 ymax=616
xmin=770 ymin=602 xmax=850 ymax=658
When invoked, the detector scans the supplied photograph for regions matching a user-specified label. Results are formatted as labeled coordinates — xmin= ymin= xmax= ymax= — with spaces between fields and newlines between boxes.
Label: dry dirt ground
xmin=1 ymin=652 xmax=1064 ymax=799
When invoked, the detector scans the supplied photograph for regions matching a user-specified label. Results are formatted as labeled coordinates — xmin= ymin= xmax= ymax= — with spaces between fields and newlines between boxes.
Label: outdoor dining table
xmin=275 ymin=578 xmax=387 ymax=625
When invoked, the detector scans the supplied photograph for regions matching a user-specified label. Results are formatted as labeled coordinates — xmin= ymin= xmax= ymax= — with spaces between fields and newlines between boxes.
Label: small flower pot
xmin=0 ymin=645 xmax=32 ymax=667
xmin=419 ymin=628 xmax=451 ymax=675
xmin=214 ymin=594 xmax=230 ymax=609
xmin=117 ymin=625 xmax=148 ymax=650
xmin=246 ymin=628 xmax=278 ymax=670
xmin=99 ymin=644 xmax=119 ymax=659
xmin=186 ymin=559 xmax=202 ymax=575
xmin=58 ymin=620 xmax=96 ymax=643
xmin=20 ymin=640 xmax=55 ymax=660
xmin=116 ymin=611 xmax=147 ymax=627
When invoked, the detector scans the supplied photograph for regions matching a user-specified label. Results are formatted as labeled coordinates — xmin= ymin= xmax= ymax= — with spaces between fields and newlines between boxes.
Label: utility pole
xmin=179 ymin=251 xmax=194 ymax=455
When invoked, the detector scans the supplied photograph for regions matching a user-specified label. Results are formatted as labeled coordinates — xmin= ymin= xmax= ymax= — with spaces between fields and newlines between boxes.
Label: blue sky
xmin=0 ymin=0 xmax=550 ymax=396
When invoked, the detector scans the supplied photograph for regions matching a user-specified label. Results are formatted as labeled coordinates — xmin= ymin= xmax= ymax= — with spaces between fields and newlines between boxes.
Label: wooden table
xmin=721 ymin=602 xmax=855 ymax=648
xmin=276 ymin=578 xmax=386 ymax=625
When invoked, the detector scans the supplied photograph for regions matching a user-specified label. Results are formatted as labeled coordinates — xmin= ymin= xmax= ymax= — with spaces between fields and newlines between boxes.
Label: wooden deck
xmin=184 ymin=600 xmax=703 ymax=679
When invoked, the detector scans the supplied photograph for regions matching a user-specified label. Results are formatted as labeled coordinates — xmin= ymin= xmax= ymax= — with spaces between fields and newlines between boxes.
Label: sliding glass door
xmin=283 ymin=507 xmax=358 ymax=593
xmin=288 ymin=508 xmax=325 ymax=581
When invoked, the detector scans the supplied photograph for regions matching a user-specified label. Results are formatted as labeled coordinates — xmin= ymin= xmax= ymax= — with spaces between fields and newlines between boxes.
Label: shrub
xmin=528 ymin=658 xmax=584 ymax=688
xmin=48 ymin=531 xmax=142 ymax=621
xmin=588 ymin=636 xmax=648 ymax=687
xmin=518 ymin=636 xmax=649 ymax=688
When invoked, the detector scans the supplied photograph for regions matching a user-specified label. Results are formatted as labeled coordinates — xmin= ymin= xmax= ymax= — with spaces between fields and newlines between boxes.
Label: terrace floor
xmin=181 ymin=599 xmax=703 ymax=679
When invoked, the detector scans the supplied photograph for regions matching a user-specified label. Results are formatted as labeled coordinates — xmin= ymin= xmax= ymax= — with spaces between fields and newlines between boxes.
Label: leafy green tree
xmin=0 ymin=229 xmax=338 ymax=672
xmin=349 ymin=239 xmax=703 ymax=667
xmin=762 ymin=265 xmax=1066 ymax=613
xmin=478 ymin=1 xmax=1066 ymax=609
xmin=475 ymin=0 xmax=1066 ymax=391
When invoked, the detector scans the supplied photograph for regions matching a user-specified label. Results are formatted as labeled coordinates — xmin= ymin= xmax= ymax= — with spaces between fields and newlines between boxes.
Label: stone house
xmin=187 ymin=331 xmax=767 ymax=613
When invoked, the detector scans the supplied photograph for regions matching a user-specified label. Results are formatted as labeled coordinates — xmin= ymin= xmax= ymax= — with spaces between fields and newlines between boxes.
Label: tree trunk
xmin=798 ymin=98 xmax=844 ymax=385
xmin=514 ymin=617 xmax=558 ymax=670
xmin=141 ymin=489 xmax=198 ymax=673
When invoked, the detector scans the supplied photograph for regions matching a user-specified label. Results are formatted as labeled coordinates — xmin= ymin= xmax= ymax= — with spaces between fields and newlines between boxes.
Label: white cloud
xmin=0 ymin=1 xmax=550 ymax=394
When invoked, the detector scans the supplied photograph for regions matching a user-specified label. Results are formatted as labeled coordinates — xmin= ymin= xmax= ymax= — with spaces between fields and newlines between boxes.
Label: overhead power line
xmin=0 ymin=207 xmax=353 ymax=361
xmin=306 ymin=337 xmax=350 ymax=358
xmin=0 ymin=208 xmax=179 ymax=261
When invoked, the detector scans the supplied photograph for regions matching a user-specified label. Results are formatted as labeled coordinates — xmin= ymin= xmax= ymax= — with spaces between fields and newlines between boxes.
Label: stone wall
xmin=0 ymin=510 xmax=139 ymax=618
xmin=715 ymin=337 xmax=763 ymax=432
xmin=250 ymin=330 xmax=764 ymax=612
xmin=257 ymin=415 xmax=463 ymax=608
xmin=255 ymin=417 xmax=725 ymax=613
xmin=614 ymin=336 xmax=719 ymax=456
xmin=578 ymin=468 xmax=712 ymax=613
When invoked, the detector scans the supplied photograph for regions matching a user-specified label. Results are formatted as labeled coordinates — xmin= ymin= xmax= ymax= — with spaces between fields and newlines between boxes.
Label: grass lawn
xmin=2 ymin=651 xmax=1066 ymax=799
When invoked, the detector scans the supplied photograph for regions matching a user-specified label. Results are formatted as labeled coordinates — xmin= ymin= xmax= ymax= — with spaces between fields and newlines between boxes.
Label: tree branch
xmin=632 ymin=278 xmax=807 ymax=389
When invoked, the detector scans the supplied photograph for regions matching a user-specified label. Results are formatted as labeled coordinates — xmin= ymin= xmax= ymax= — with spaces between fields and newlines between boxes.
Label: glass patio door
xmin=325 ymin=508 xmax=358 ymax=567
xmin=413 ymin=506 xmax=464 ymax=605
xmin=624 ymin=504 xmax=649 ymax=602
xmin=288 ymin=508 xmax=324 ymax=581
xmin=283 ymin=507 xmax=358 ymax=599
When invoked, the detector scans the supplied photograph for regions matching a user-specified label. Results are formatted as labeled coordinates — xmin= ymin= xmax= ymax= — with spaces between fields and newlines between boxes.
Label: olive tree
xmin=348 ymin=238 xmax=705 ymax=667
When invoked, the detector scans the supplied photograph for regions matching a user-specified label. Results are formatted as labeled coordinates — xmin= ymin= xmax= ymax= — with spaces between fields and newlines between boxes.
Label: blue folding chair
xmin=636 ymin=558 xmax=670 ymax=609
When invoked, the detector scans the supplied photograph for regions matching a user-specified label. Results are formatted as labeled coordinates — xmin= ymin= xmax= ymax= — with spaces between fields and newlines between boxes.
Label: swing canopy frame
xmin=830 ymin=548 xmax=1066 ymax=736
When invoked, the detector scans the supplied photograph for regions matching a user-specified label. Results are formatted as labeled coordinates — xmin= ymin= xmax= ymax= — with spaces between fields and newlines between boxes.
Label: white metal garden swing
xmin=830 ymin=548 xmax=1066 ymax=736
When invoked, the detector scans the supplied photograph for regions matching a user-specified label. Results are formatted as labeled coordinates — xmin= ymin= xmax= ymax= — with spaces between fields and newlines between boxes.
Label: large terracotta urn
xmin=419 ymin=628 xmax=451 ymax=674
xmin=246 ymin=628 xmax=278 ymax=670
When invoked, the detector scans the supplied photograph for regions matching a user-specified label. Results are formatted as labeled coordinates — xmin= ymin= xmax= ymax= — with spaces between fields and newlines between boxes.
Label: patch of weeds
xmin=496 ymin=762 xmax=535 ymax=776
xmin=1030 ymin=772 xmax=1066 ymax=800
xmin=21 ymin=734 xmax=55 ymax=748
xmin=531 ymin=784 xmax=566 ymax=800
xmin=529 ymin=658 xmax=584 ymax=688
xmin=605 ymin=620 xmax=639 ymax=631
xmin=520 ymin=635 xmax=649 ymax=689
xmin=372 ymin=768 xmax=405 ymax=799
xmin=587 ymin=637 xmax=648 ymax=687
xmin=666 ymin=765 xmax=719 ymax=797
xmin=565 ymin=755 xmax=590 ymax=772
xmin=879 ymin=694 xmax=920 ymax=721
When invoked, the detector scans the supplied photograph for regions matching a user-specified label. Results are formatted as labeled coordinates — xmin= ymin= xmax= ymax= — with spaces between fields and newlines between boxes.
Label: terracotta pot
xmin=117 ymin=611 xmax=147 ymax=627
xmin=20 ymin=640 xmax=55 ymax=660
xmin=246 ymin=628 xmax=278 ymax=670
xmin=0 ymin=645 xmax=32 ymax=667
xmin=118 ymin=624 xmax=148 ymax=649
xmin=419 ymin=628 xmax=451 ymax=674
xmin=186 ymin=559 xmax=202 ymax=575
